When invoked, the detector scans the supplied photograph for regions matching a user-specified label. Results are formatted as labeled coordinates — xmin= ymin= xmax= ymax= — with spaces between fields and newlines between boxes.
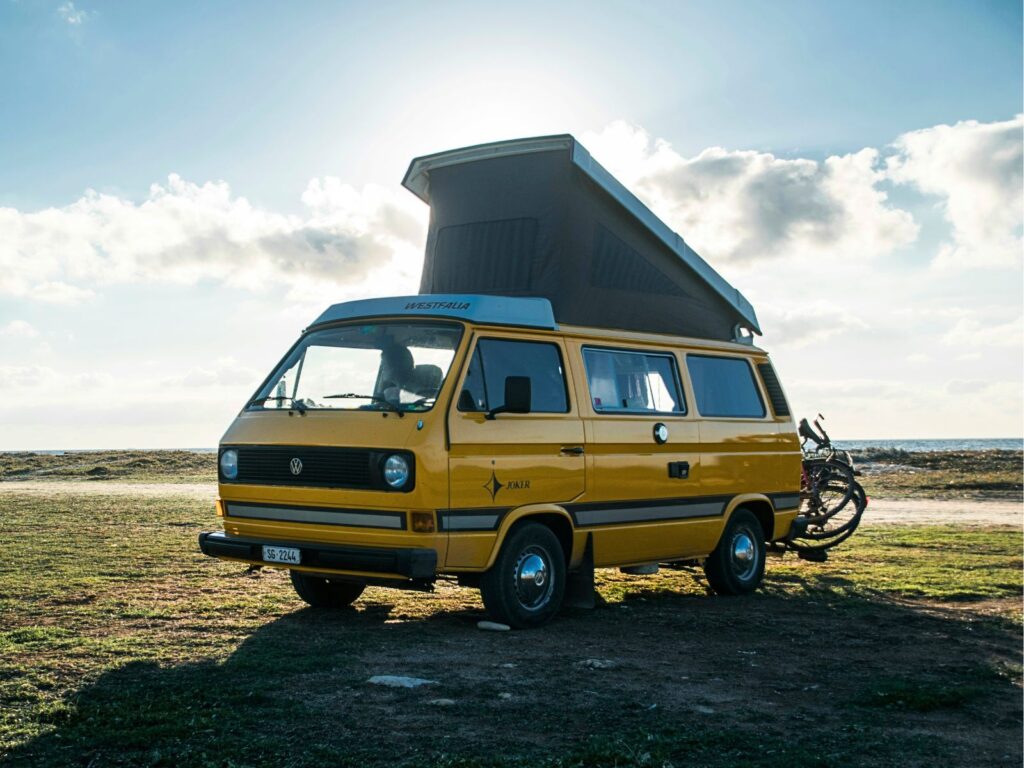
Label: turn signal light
xmin=215 ymin=500 xmax=225 ymax=517
xmin=411 ymin=511 xmax=435 ymax=533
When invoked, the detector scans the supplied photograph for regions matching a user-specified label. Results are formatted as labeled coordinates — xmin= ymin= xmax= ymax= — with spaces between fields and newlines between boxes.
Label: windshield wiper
xmin=246 ymin=395 xmax=307 ymax=413
xmin=323 ymin=393 xmax=404 ymax=417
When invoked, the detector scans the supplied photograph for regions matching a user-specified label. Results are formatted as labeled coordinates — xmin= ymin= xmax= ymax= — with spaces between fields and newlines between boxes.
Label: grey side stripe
xmin=437 ymin=508 xmax=509 ymax=532
xmin=444 ymin=514 xmax=501 ymax=531
xmin=770 ymin=494 xmax=802 ymax=511
xmin=226 ymin=503 xmax=404 ymax=530
xmin=572 ymin=501 xmax=725 ymax=527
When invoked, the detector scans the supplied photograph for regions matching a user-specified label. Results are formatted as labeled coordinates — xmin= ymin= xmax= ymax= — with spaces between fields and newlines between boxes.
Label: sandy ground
xmin=862 ymin=497 xmax=1022 ymax=526
xmin=0 ymin=480 xmax=217 ymax=499
xmin=1 ymin=480 xmax=1020 ymax=526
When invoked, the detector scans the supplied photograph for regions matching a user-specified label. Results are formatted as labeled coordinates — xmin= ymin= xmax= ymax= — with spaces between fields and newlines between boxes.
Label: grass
xmin=0 ymin=450 xmax=215 ymax=483
xmin=0 ymin=486 xmax=1021 ymax=767
xmin=772 ymin=526 xmax=1024 ymax=602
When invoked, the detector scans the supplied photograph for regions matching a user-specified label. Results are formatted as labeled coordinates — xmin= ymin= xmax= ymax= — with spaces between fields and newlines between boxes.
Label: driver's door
xmin=445 ymin=334 xmax=586 ymax=567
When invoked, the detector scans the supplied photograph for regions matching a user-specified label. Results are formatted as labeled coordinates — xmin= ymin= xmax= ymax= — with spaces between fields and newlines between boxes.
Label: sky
xmin=0 ymin=0 xmax=1021 ymax=449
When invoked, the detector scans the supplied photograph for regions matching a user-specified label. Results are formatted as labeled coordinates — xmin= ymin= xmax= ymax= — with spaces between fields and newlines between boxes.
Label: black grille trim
xmin=756 ymin=363 xmax=790 ymax=417
xmin=220 ymin=445 xmax=415 ymax=492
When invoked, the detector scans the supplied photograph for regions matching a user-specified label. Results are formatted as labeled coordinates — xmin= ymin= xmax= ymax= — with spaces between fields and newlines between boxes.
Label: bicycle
xmin=789 ymin=415 xmax=868 ymax=558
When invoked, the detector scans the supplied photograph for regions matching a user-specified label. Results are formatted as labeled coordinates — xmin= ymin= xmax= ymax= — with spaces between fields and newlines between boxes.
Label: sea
xmin=15 ymin=439 xmax=1023 ymax=455
xmin=833 ymin=439 xmax=1022 ymax=453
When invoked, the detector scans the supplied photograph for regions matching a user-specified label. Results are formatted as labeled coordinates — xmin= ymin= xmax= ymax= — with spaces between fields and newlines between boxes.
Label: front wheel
xmin=703 ymin=509 xmax=766 ymax=595
xmin=480 ymin=522 xmax=566 ymax=629
xmin=289 ymin=570 xmax=365 ymax=608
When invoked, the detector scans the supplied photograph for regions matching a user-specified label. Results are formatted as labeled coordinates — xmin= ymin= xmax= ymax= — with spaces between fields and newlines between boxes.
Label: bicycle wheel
xmin=802 ymin=458 xmax=856 ymax=520
xmin=792 ymin=482 xmax=866 ymax=551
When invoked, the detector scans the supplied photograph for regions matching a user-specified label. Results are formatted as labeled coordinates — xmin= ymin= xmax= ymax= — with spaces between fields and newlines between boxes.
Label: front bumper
xmin=198 ymin=531 xmax=437 ymax=579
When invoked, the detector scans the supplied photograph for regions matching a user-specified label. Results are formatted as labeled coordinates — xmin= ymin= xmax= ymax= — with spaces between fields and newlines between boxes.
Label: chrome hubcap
xmin=731 ymin=531 xmax=758 ymax=580
xmin=513 ymin=547 xmax=553 ymax=610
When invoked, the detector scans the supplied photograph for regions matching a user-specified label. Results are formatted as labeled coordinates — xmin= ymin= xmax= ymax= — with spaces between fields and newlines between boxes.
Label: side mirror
xmin=485 ymin=376 xmax=532 ymax=420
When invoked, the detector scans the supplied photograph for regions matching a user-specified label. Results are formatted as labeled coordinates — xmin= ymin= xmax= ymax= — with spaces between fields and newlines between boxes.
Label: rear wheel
xmin=704 ymin=509 xmax=766 ymax=595
xmin=289 ymin=571 xmax=365 ymax=608
xmin=480 ymin=522 xmax=566 ymax=629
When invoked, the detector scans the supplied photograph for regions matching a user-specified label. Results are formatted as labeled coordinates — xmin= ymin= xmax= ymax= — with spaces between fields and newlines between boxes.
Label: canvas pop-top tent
xmin=402 ymin=135 xmax=760 ymax=343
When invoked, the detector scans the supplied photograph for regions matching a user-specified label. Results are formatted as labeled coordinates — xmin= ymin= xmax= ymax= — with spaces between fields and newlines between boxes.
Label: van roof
xmin=307 ymin=294 xmax=765 ymax=354
xmin=309 ymin=294 xmax=558 ymax=330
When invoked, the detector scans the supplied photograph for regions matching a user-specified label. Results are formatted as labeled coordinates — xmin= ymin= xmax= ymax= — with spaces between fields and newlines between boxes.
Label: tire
xmin=480 ymin=522 xmax=566 ymax=629
xmin=289 ymin=570 xmax=365 ymax=608
xmin=791 ymin=483 xmax=866 ymax=552
xmin=703 ymin=509 xmax=766 ymax=596
xmin=802 ymin=459 xmax=855 ymax=520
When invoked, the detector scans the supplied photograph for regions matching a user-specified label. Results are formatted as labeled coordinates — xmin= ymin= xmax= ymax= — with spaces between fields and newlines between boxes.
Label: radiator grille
xmin=229 ymin=446 xmax=374 ymax=489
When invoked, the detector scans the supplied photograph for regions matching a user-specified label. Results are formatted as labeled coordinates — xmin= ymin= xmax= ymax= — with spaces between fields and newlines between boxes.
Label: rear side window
xmin=756 ymin=362 xmax=790 ymax=417
xmin=458 ymin=339 xmax=569 ymax=413
xmin=582 ymin=348 xmax=685 ymax=414
xmin=686 ymin=355 xmax=766 ymax=418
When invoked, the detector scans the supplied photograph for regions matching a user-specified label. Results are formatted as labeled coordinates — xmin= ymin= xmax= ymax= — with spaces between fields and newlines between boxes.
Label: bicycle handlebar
xmin=813 ymin=414 xmax=831 ymax=446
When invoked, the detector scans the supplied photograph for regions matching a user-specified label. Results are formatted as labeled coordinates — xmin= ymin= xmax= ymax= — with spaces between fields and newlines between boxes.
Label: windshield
xmin=249 ymin=322 xmax=463 ymax=413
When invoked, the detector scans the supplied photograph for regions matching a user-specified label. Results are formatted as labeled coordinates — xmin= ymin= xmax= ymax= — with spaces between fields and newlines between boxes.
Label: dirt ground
xmin=0 ymin=452 xmax=1020 ymax=766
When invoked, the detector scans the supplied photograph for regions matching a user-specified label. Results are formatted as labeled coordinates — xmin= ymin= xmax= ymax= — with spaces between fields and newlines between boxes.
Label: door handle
xmin=560 ymin=446 xmax=585 ymax=456
xmin=668 ymin=461 xmax=690 ymax=479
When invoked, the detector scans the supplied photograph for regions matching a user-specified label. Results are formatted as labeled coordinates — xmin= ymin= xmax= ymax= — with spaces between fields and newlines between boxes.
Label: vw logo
xmin=289 ymin=457 xmax=303 ymax=475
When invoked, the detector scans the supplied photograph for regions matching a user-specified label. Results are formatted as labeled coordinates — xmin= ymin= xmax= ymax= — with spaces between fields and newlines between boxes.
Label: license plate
xmin=262 ymin=545 xmax=301 ymax=565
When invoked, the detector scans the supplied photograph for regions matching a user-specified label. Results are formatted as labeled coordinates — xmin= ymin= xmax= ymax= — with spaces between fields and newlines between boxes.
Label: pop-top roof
xmin=403 ymin=134 xmax=759 ymax=338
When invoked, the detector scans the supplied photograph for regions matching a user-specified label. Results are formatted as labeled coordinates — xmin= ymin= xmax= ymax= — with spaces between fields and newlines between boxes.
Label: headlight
xmin=220 ymin=449 xmax=239 ymax=480
xmin=383 ymin=454 xmax=410 ymax=489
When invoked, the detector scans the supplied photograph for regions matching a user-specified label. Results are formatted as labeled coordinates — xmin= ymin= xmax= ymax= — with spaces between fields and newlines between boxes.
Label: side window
xmin=458 ymin=339 xmax=569 ymax=413
xmin=582 ymin=348 xmax=685 ymax=414
xmin=756 ymin=362 xmax=790 ymax=417
xmin=686 ymin=355 xmax=766 ymax=418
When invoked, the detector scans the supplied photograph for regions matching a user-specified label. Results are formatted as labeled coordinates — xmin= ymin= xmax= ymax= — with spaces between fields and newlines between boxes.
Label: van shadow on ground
xmin=4 ymin=582 xmax=1022 ymax=768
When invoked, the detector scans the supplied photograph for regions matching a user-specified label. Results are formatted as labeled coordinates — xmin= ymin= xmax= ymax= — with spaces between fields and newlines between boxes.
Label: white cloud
xmin=57 ymin=2 xmax=88 ymax=25
xmin=582 ymin=121 xmax=919 ymax=264
xmin=29 ymin=282 xmax=96 ymax=305
xmin=0 ymin=175 xmax=427 ymax=306
xmin=169 ymin=357 xmax=262 ymax=389
xmin=945 ymin=379 xmax=990 ymax=395
xmin=941 ymin=314 xmax=1022 ymax=348
xmin=1 ymin=116 xmax=1021 ymax=446
xmin=887 ymin=115 xmax=1023 ymax=270
xmin=0 ymin=320 xmax=39 ymax=338
xmin=0 ymin=365 xmax=58 ymax=388
xmin=783 ymin=375 xmax=1022 ymax=439
xmin=0 ymin=365 xmax=114 ymax=390
xmin=758 ymin=301 xmax=868 ymax=348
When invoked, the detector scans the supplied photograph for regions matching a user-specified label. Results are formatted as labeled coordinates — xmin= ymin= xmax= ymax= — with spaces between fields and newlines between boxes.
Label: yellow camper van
xmin=200 ymin=295 xmax=802 ymax=627
xmin=199 ymin=135 xmax=803 ymax=627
